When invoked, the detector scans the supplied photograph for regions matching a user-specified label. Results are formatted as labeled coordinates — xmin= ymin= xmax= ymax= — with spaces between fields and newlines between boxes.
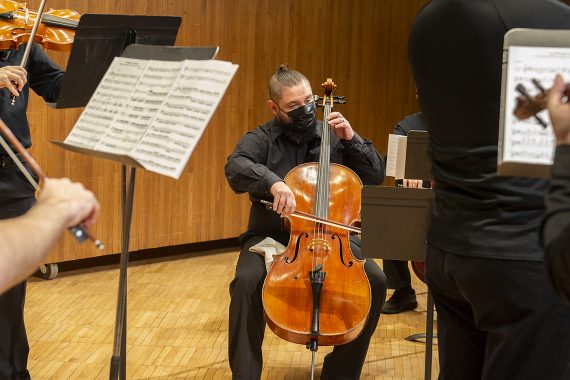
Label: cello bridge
xmin=308 ymin=238 xmax=331 ymax=251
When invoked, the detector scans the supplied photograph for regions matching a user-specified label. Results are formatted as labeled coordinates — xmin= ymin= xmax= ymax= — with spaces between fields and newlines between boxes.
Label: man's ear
xmin=267 ymin=99 xmax=279 ymax=116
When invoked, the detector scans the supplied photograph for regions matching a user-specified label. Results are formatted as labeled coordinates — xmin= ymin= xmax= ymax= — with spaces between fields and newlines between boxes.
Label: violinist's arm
xmin=27 ymin=43 xmax=64 ymax=102
xmin=542 ymin=145 xmax=570 ymax=304
xmin=543 ymin=74 xmax=570 ymax=304
xmin=0 ymin=66 xmax=27 ymax=97
xmin=0 ymin=178 xmax=99 ymax=294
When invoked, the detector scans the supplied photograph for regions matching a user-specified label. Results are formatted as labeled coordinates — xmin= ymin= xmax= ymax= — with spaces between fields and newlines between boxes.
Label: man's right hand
xmin=270 ymin=181 xmax=296 ymax=216
xmin=37 ymin=178 xmax=100 ymax=228
xmin=0 ymin=66 xmax=27 ymax=97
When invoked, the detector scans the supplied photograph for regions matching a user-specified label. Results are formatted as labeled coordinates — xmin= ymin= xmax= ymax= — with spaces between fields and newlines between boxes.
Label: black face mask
xmin=285 ymin=101 xmax=317 ymax=133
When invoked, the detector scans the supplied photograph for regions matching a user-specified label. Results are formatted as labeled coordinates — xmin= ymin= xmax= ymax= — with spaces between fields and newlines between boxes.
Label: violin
xmin=262 ymin=79 xmax=371 ymax=371
xmin=513 ymin=78 xmax=570 ymax=126
xmin=0 ymin=0 xmax=79 ymax=52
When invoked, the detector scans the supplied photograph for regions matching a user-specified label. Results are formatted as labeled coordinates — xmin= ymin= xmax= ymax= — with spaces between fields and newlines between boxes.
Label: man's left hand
xmin=327 ymin=111 xmax=354 ymax=140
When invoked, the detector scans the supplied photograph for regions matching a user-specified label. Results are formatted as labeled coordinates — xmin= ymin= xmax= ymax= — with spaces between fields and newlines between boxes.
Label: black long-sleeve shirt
xmin=393 ymin=112 xmax=427 ymax=137
xmin=0 ymin=44 xmax=64 ymax=153
xmin=225 ymin=118 xmax=384 ymax=243
xmin=543 ymin=145 xmax=570 ymax=303
xmin=408 ymin=0 xmax=570 ymax=261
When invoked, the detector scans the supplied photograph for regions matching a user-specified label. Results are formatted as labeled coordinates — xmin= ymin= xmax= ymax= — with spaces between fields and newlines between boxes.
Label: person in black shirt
xmin=0 ymin=44 xmax=64 ymax=380
xmin=382 ymin=112 xmax=428 ymax=314
xmin=225 ymin=66 xmax=387 ymax=380
xmin=544 ymin=74 xmax=570 ymax=304
xmin=409 ymin=0 xmax=570 ymax=378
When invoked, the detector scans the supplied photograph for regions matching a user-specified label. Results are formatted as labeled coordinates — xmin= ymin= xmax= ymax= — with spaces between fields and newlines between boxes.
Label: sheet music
xmin=503 ymin=46 xmax=570 ymax=165
xmin=386 ymin=134 xmax=407 ymax=178
xmin=65 ymin=58 xmax=148 ymax=150
xmin=64 ymin=57 xmax=238 ymax=179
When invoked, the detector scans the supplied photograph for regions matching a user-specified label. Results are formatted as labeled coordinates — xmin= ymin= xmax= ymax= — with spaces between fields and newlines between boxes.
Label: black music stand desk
xmin=51 ymin=14 xmax=182 ymax=109
xmin=361 ymin=186 xmax=436 ymax=380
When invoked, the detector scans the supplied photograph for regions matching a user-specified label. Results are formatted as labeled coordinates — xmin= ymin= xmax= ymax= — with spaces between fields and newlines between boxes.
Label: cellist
xmin=0 ymin=26 xmax=66 ymax=380
xmin=224 ymin=65 xmax=387 ymax=380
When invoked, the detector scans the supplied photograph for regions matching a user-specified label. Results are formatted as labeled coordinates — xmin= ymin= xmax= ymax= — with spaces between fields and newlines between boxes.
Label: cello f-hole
xmin=285 ymin=232 xmax=309 ymax=264
xmin=332 ymin=234 xmax=352 ymax=268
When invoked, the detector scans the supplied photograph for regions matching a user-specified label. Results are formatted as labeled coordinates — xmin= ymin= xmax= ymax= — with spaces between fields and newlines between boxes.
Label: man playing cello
xmin=224 ymin=65 xmax=387 ymax=379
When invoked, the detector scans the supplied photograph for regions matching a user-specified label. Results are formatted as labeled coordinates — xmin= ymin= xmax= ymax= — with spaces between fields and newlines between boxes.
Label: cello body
xmin=262 ymin=161 xmax=371 ymax=346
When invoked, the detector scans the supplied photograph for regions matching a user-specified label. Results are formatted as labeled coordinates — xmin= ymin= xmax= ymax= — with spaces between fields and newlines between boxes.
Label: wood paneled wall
xmin=25 ymin=0 xmax=427 ymax=262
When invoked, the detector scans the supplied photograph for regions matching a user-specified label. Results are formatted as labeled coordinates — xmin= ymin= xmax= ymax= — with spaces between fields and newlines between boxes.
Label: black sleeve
xmin=28 ymin=44 xmax=65 ymax=103
xmin=543 ymin=145 xmax=570 ymax=304
xmin=340 ymin=133 xmax=385 ymax=185
xmin=494 ymin=0 xmax=570 ymax=30
xmin=224 ymin=129 xmax=282 ymax=195
xmin=393 ymin=122 xmax=407 ymax=136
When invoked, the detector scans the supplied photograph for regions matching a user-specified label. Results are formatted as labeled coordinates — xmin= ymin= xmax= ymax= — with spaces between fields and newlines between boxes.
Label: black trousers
xmin=228 ymin=235 xmax=387 ymax=380
xmin=426 ymin=243 xmax=570 ymax=380
xmin=0 ymin=160 xmax=37 ymax=380
xmin=382 ymin=260 xmax=412 ymax=290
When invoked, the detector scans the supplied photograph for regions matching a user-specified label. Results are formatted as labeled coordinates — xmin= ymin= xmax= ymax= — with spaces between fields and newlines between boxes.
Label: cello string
xmin=314 ymin=96 xmax=328 ymax=271
xmin=313 ymin=99 xmax=324 ymax=271
xmin=318 ymin=99 xmax=331 ymax=272
xmin=322 ymin=99 xmax=332 ymax=273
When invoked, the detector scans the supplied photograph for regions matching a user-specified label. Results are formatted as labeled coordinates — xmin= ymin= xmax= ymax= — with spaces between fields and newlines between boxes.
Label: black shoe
xmin=382 ymin=289 xmax=418 ymax=314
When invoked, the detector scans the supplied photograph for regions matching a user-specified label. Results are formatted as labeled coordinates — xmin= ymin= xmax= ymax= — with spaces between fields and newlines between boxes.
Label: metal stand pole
xmin=424 ymin=290 xmax=435 ymax=380
xmin=109 ymin=165 xmax=137 ymax=380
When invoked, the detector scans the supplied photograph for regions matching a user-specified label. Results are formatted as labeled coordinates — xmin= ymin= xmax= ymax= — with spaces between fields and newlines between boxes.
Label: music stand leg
xmin=424 ymin=290 xmax=435 ymax=380
xmin=109 ymin=165 xmax=137 ymax=380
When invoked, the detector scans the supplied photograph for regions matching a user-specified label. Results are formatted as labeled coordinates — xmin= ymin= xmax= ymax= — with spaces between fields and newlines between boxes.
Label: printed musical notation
xmin=65 ymin=57 xmax=238 ymax=179
xmin=503 ymin=46 xmax=570 ymax=165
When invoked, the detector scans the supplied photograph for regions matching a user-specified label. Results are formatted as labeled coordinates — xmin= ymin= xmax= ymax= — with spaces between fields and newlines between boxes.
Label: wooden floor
xmin=24 ymin=249 xmax=438 ymax=379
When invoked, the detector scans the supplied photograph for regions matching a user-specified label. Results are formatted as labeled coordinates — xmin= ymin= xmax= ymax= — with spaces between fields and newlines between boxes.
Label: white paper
xmin=64 ymin=57 xmax=238 ymax=179
xmin=386 ymin=134 xmax=407 ymax=178
xmin=503 ymin=46 xmax=570 ymax=165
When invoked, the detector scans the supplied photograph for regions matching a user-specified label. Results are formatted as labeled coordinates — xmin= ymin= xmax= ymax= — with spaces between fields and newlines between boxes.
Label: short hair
xmin=269 ymin=64 xmax=310 ymax=101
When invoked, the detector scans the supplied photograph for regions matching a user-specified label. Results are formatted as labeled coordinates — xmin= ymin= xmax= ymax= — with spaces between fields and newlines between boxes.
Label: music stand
xmin=52 ymin=14 xmax=182 ymax=109
xmin=361 ymin=131 xmax=436 ymax=380
xmin=52 ymin=42 xmax=222 ymax=380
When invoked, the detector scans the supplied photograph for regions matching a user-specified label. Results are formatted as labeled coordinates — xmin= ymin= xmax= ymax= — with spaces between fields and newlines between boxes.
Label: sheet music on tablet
xmin=499 ymin=46 xmax=570 ymax=176
xmin=64 ymin=57 xmax=238 ymax=179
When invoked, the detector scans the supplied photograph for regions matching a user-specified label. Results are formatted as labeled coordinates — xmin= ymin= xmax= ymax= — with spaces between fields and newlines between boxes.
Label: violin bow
xmin=11 ymin=0 xmax=48 ymax=105
xmin=258 ymin=199 xmax=361 ymax=234
xmin=0 ymin=119 xmax=103 ymax=249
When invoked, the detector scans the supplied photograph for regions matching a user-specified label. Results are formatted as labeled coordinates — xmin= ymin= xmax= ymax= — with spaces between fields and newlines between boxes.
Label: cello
xmin=262 ymin=78 xmax=371 ymax=376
